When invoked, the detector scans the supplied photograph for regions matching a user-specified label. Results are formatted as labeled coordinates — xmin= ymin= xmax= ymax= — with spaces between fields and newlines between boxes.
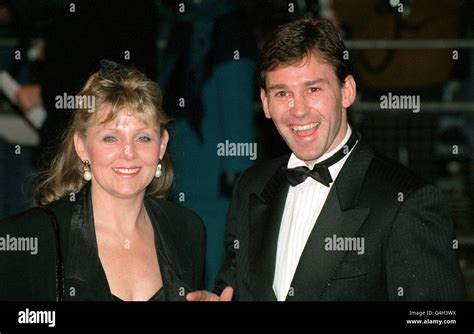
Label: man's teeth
xmin=113 ymin=168 xmax=140 ymax=174
xmin=291 ymin=122 xmax=320 ymax=132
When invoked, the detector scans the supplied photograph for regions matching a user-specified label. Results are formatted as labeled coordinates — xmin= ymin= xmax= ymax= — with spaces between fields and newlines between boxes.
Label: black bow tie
xmin=282 ymin=131 xmax=358 ymax=187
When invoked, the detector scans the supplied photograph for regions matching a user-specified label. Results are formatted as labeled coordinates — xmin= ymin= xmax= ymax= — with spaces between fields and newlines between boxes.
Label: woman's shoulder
xmin=0 ymin=206 xmax=54 ymax=240
xmin=0 ymin=206 xmax=46 ymax=226
xmin=0 ymin=196 xmax=73 ymax=233
xmin=145 ymin=197 xmax=205 ymax=232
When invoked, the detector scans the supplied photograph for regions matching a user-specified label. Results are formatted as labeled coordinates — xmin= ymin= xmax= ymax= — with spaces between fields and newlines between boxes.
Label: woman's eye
xmin=103 ymin=136 xmax=117 ymax=142
xmin=138 ymin=136 xmax=152 ymax=143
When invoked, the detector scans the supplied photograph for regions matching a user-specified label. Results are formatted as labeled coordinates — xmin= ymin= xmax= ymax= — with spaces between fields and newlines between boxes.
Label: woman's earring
xmin=83 ymin=160 xmax=92 ymax=181
xmin=155 ymin=163 xmax=162 ymax=178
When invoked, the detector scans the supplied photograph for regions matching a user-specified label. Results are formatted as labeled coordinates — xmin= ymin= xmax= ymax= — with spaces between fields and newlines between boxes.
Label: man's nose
xmin=289 ymin=93 xmax=310 ymax=118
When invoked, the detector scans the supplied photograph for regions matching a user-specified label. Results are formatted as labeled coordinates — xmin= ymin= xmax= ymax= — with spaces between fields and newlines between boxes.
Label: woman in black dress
xmin=0 ymin=60 xmax=206 ymax=301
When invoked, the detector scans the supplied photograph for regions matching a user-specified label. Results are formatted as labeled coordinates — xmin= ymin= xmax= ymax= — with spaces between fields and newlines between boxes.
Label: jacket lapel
xmin=287 ymin=140 xmax=374 ymax=301
xmin=145 ymin=197 xmax=194 ymax=300
xmin=248 ymin=160 xmax=289 ymax=301
xmin=64 ymin=183 xmax=111 ymax=301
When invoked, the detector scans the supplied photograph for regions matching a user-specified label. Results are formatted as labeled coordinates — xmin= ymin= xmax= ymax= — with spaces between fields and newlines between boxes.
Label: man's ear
xmin=260 ymin=88 xmax=271 ymax=119
xmin=73 ymin=131 xmax=88 ymax=162
xmin=341 ymin=75 xmax=356 ymax=109
xmin=159 ymin=129 xmax=169 ymax=161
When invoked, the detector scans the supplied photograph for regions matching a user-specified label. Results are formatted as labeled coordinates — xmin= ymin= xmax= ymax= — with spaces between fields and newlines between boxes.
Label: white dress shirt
xmin=272 ymin=125 xmax=356 ymax=301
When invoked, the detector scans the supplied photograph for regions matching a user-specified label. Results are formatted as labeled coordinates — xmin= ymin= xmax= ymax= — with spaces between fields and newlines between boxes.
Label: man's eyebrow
xmin=304 ymin=78 xmax=328 ymax=86
xmin=267 ymin=79 xmax=329 ymax=91
xmin=267 ymin=84 xmax=288 ymax=91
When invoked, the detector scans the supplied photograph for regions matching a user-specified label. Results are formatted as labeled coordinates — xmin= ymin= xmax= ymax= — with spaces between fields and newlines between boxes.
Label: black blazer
xmin=215 ymin=139 xmax=466 ymax=301
xmin=0 ymin=184 xmax=206 ymax=301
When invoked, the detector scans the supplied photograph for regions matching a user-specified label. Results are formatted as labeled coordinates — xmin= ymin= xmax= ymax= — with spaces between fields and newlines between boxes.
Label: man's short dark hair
xmin=258 ymin=18 xmax=352 ymax=91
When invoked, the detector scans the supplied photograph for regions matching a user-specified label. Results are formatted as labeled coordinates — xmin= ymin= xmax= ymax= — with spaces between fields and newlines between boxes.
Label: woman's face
xmin=74 ymin=107 xmax=168 ymax=199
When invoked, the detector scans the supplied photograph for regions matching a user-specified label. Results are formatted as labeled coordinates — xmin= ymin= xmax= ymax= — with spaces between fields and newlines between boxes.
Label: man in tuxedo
xmin=187 ymin=18 xmax=465 ymax=301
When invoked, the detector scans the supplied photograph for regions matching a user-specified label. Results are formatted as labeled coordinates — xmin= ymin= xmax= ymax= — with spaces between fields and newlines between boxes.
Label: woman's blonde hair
xmin=34 ymin=65 xmax=173 ymax=206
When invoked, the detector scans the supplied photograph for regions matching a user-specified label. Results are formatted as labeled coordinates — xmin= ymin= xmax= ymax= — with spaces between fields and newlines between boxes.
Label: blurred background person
xmin=156 ymin=0 xmax=257 ymax=288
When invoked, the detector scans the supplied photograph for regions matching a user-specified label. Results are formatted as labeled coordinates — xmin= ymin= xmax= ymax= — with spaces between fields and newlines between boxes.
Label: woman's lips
xmin=112 ymin=167 xmax=141 ymax=177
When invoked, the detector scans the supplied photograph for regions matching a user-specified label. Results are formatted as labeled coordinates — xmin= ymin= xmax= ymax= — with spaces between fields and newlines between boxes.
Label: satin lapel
xmin=287 ymin=140 xmax=374 ymax=301
xmin=248 ymin=164 xmax=289 ymax=301
xmin=144 ymin=197 xmax=194 ymax=299
xmin=64 ymin=183 xmax=111 ymax=300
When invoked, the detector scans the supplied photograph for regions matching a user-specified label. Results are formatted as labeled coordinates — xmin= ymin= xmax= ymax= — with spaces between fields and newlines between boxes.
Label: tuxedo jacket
xmin=0 ymin=184 xmax=205 ymax=301
xmin=215 ymin=139 xmax=466 ymax=301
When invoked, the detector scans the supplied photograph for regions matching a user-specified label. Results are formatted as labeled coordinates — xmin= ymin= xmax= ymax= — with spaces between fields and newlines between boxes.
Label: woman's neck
xmin=90 ymin=183 xmax=148 ymax=235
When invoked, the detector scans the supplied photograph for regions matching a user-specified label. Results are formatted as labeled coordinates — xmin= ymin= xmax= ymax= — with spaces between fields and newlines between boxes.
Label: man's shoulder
xmin=364 ymin=150 xmax=428 ymax=194
xmin=238 ymin=154 xmax=289 ymax=186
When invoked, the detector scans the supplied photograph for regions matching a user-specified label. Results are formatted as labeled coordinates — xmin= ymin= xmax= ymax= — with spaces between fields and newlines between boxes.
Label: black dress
xmin=112 ymin=288 xmax=166 ymax=302
xmin=0 ymin=183 xmax=206 ymax=301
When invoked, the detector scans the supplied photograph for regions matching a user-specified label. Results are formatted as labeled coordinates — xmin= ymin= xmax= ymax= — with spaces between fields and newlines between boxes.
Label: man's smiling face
xmin=260 ymin=53 xmax=356 ymax=165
